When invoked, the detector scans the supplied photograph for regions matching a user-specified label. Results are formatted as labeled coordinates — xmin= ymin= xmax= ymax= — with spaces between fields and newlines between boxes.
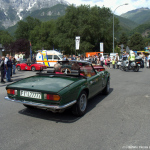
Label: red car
xmin=16 ymin=63 xmax=47 ymax=71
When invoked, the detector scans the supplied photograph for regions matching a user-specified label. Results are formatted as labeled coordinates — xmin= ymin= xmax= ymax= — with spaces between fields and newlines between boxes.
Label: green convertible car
xmin=5 ymin=61 xmax=110 ymax=116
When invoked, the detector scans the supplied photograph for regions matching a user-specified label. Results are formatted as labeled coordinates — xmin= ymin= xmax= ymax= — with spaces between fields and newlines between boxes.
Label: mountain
xmin=28 ymin=4 xmax=67 ymax=22
xmin=0 ymin=0 xmax=69 ymax=28
xmin=116 ymin=15 xmax=139 ymax=32
xmin=6 ymin=4 xmax=68 ymax=36
xmin=120 ymin=7 xmax=150 ymax=24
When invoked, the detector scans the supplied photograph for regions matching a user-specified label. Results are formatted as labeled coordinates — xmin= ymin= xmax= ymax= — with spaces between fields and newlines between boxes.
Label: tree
xmin=128 ymin=33 xmax=145 ymax=51
xmin=9 ymin=39 xmax=30 ymax=58
xmin=29 ymin=20 xmax=56 ymax=52
xmin=15 ymin=16 xmax=41 ymax=40
xmin=0 ymin=30 xmax=14 ymax=51
xmin=119 ymin=32 xmax=128 ymax=48
xmin=54 ymin=5 xmax=119 ymax=54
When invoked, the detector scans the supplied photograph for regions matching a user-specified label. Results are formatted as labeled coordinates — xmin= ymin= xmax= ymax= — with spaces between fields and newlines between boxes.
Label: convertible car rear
xmin=5 ymin=61 xmax=110 ymax=116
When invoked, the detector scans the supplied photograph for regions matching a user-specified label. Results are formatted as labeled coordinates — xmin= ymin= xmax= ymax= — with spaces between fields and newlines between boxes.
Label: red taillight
xmin=100 ymin=68 xmax=105 ymax=71
xmin=47 ymin=94 xmax=53 ymax=100
xmin=7 ymin=89 xmax=17 ymax=95
xmin=44 ymin=94 xmax=60 ymax=101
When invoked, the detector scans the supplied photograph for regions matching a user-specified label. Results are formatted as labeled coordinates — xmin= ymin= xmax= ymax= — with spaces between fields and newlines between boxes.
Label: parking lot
xmin=0 ymin=68 xmax=150 ymax=150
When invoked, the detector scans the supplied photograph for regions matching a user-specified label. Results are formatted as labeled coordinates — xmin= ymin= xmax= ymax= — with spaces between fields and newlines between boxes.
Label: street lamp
xmin=113 ymin=3 xmax=128 ymax=53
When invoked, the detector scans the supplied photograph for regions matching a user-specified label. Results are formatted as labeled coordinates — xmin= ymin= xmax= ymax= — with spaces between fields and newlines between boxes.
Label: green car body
xmin=5 ymin=61 xmax=110 ymax=116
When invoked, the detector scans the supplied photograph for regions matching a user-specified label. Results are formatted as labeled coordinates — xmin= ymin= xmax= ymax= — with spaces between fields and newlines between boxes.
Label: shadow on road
xmin=0 ymin=78 xmax=27 ymax=87
xmin=18 ymin=88 xmax=113 ymax=123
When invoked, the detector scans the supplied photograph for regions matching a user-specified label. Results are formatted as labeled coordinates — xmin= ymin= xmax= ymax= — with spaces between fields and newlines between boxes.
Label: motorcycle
xmin=117 ymin=59 xmax=122 ymax=69
xmin=120 ymin=58 xmax=141 ymax=72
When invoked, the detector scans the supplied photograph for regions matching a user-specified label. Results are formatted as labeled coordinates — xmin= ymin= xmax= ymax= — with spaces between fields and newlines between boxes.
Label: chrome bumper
xmin=5 ymin=97 xmax=77 ymax=110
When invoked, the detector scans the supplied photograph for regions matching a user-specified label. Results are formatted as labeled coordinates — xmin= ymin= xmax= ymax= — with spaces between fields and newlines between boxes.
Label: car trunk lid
xmin=7 ymin=76 xmax=80 ymax=93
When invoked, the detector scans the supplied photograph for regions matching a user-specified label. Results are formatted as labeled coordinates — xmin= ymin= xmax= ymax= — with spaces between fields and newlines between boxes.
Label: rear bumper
xmin=5 ymin=97 xmax=77 ymax=110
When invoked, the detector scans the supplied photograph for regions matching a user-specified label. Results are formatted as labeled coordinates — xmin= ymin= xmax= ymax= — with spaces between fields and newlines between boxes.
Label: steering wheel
xmin=61 ymin=68 xmax=71 ymax=74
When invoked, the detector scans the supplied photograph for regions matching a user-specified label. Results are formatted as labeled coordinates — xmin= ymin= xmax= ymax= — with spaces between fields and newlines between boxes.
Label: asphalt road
xmin=0 ymin=68 xmax=150 ymax=150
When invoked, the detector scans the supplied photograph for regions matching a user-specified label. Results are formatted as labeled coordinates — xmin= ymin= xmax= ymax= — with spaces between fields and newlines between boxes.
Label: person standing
xmin=5 ymin=54 xmax=12 ymax=82
xmin=5 ymin=54 xmax=9 ymax=81
xmin=122 ymin=52 xmax=127 ymax=60
xmin=139 ymin=52 xmax=145 ymax=68
xmin=0 ymin=55 xmax=1 ymax=76
xmin=106 ymin=55 xmax=111 ymax=68
xmin=17 ymin=56 xmax=20 ymax=64
xmin=148 ymin=53 xmax=150 ymax=68
xmin=100 ymin=54 xmax=104 ymax=67
xmin=115 ymin=54 xmax=119 ymax=69
xmin=9 ymin=56 xmax=13 ymax=77
xmin=71 ymin=55 xmax=76 ymax=60
xmin=112 ymin=59 xmax=116 ymax=69
xmin=1 ymin=56 xmax=5 ymax=83
xmin=12 ymin=56 xmax=16 ymax=74
xmin=32 ymin=56 xmax=36 ymax=64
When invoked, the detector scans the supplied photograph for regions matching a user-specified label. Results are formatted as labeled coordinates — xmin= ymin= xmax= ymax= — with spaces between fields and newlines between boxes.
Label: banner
xmin=75 ymin=36 xmax=80 ymax=50
xmin=100 ymin=42 xmax=104 ymax=52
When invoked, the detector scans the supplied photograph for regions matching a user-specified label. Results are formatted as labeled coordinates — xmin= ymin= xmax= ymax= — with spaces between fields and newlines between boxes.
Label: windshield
xmin=58 ymin=55 xmax=63 ymax=59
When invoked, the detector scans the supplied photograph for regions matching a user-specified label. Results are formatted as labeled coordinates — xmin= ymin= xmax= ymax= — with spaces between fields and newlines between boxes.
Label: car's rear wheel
xmin=31 ymin=66 xmax=36 ymax=71
xmin=17 ymin=66 xmax=21 ymax=71
xmin=102 ymin=78 xmax=110 ymax=95
xmin=23 ymin=104 xmax=35 ymax=109
xmin=72 ymin=91 xmax=87 ymax=116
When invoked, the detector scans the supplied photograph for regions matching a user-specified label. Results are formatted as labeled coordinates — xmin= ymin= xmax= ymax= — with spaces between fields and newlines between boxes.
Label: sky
xmin=65 ymin=0 xmax=149 ymax=15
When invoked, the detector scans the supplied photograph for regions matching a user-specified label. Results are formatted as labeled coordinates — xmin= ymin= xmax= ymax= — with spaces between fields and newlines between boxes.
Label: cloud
xmin=67 ymin=0 xmax=150 ymax=15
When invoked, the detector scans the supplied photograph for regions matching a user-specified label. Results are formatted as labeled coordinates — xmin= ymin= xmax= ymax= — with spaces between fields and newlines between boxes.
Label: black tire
xmin=119 ymin=66 xmax=123 ymax=71
xmin=136 ymin=66 xmax=139 ymax=72
xmin=72 ymin=91 xmax=87 ymax=116
xmin=23 ymin=104 xmax=35 ymax=109
xmin=133 ymin=66 xmax=139 ymax=72
xmin=102 ymin=78 xmax=110 ymax=95
xmin=123 ymin=67 xmax=126 ymax=71
xmin=31 ymin=66 xmax=36 ymax=71
xmin=17 ymin=66 xmax=21 ymax=71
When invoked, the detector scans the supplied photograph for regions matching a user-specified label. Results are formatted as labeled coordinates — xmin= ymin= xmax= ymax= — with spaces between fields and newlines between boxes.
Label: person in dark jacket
xmin=71 ymin=55 xmax=76 ymax=60
xmin=32 ymin=56 xmax=36 ymax=64
xmin=12 ymin=57 xmax=16 ymax=74
xmin=1 ymin=56 xmax=5 ymax=83
xmin=5 ymin=55 xmax=12 ymax=82
xmin=9 ymin=56 xmax=13 ymax=77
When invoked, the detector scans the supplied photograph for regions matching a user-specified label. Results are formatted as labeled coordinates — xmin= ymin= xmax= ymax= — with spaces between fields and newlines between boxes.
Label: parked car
xmin=5 ymin=60 xmax=110 ymax=116
xmin=16 ymin=62 xmax=47 ymax=71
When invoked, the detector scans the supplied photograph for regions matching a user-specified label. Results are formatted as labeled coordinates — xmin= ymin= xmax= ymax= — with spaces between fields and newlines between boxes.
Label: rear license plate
xmin=138 ymin=64 xmax=140 ymax=66
xmin=20 ymin=90 xmax=42 ymax=99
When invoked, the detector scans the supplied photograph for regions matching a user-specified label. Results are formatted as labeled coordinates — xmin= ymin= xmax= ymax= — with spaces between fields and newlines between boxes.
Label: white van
xmin=36 ymin=50 xmax=63 ymax=67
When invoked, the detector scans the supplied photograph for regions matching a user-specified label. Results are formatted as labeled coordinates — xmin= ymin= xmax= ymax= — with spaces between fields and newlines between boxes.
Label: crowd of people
xmin=1 ymin=51 xmax=150 ymax=83
xmin=62 ymin=51 xmax=150 ymax=69
xmin=62 ymin=54 xmax=115 ymax=69
xmin=0 ymin=54 xmax=17 ymax=83
xmin=63 ymin=54 xmax=106 ymax=67
xmin=0 ymin=54 xmax=37 ymax=84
